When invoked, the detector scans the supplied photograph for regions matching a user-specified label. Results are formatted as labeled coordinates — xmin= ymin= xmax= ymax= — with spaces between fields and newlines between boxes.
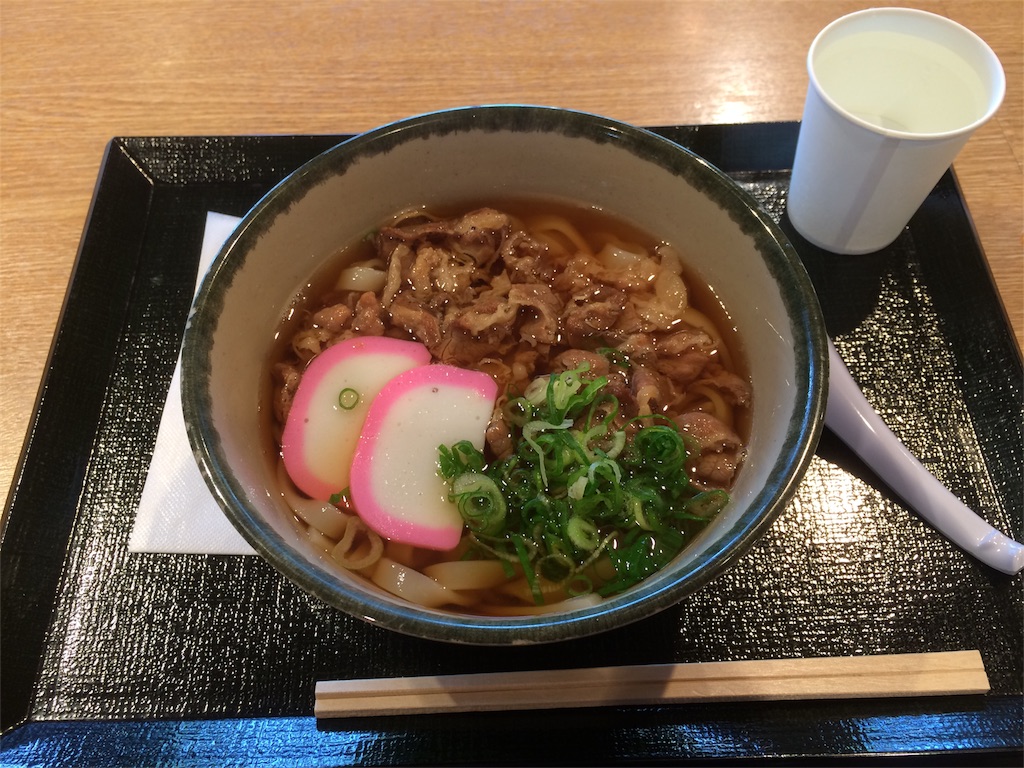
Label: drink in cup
xmin=787 ymin=7 xmax=1004 ymax=255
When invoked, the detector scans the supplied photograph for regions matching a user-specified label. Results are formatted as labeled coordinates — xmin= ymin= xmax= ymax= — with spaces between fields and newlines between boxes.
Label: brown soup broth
xmin=264 ymin=198 xmax=749 ymax=435
xmin=260 ymin=199 xmax=751 ymax=612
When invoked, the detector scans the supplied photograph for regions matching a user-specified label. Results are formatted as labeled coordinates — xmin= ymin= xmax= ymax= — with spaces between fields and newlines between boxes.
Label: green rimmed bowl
xmin=181 ymin=105 xmax=827 ymax=645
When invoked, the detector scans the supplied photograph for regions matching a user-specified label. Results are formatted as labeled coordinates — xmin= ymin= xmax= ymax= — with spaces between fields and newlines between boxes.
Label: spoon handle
xmin=824 ymin=341 xmax=1024 ymax=575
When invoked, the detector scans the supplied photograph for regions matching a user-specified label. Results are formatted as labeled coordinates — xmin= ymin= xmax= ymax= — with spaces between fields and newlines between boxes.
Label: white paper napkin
xmin=128 ymin=212 xmax=255 ymax=555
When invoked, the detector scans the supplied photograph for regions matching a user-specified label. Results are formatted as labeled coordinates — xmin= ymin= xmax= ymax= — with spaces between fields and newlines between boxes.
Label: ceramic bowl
xmin=181 ymin=105 xmax=827 ymax=644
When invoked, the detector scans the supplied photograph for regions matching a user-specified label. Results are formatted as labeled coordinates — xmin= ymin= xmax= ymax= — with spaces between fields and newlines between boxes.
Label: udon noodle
xmin=268 ymin=202 xmax=751 ymax=615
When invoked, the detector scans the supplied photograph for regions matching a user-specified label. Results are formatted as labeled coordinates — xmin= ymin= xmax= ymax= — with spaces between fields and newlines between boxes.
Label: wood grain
xmin=2 ymin=0 xmax=1020 ymax=503
xmin=314 ymin=650 xmax=990 ymax=717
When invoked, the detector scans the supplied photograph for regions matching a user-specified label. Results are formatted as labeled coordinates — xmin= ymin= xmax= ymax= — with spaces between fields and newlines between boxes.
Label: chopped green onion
xmin=600 ymin=527 xmax=685 ymax=595
xmin=523 ymin=376 xmax=550 ymax=406
xmin=337 ymin=387 xmax=360 ymax=410
xmin=438 ymin=440 xmax=485 ymax=478
xmin=451 ymin=472 xmax=506 ymax=535
xmin=513 ymin=535 xmax=543 ymax=604
xmin=567 ymin=474 xmax=588 ymax=500
xmin=630 ymin=424 xmax=688 ymax=476
xmin=566 ymin=515 xmax=599 ymax=551
xmin=468 ymin=532 xmax=520 ymax=565
xmin=439 ymin=360 xmax=732 ymax=602
xmin=502 ymin=397 xmax=534 ymax=427
xmin=684 ymin=489 xmax=730 ymax=518
xmin=538 ymin=552 xmax=573 ymax=582
xmin=597 ymin=346 xmax=632 ymax=369
xmin=522 ymin=418 xmax=573 ymax=486
xmin=565 ymin=572 xmax=594 ymax=597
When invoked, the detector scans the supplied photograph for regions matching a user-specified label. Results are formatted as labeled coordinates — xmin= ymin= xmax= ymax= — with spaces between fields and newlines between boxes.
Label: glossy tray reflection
xmin=1 ymin=124 xmax=1021 ymax=766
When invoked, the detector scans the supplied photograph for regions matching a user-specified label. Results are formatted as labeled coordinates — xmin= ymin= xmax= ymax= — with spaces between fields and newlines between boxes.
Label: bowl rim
xmin=182 ymin=104 xmax=828 ymax=645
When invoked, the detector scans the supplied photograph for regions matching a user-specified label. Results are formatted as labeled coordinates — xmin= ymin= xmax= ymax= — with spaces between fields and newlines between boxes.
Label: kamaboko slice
xmin=349 ymin=364 xmax=497 ymax=551
xmin=281 ymin=337 xmax=431 ymax=500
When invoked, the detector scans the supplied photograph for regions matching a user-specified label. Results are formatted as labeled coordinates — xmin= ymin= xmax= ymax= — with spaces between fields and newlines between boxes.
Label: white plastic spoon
xmin=824 ymin=340 xmax=1024 ymax=575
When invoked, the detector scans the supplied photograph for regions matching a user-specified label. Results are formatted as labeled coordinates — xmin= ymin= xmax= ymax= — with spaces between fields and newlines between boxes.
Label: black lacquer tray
xmin=2 ymin=123 xmax=1021 ymax=766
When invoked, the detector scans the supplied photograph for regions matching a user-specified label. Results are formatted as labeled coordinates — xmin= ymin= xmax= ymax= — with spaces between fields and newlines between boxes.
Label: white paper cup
xmin=787 ymin=8 xmax=1004 ymax=254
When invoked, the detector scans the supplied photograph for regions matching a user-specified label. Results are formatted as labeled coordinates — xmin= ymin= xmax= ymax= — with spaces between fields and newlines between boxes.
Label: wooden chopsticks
xmin=314 ymin=650 xmax=988 ymax=718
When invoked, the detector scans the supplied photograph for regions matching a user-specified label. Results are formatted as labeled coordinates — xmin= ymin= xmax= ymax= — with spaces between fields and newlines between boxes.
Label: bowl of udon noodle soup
xmin=182 ymin=105 xmax=828 ymax=645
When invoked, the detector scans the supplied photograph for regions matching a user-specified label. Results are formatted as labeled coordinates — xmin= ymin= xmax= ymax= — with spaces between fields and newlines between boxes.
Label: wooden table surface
xmin=1 ymin=0 xmax=1021 ymax=504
